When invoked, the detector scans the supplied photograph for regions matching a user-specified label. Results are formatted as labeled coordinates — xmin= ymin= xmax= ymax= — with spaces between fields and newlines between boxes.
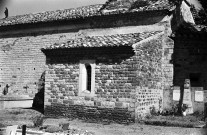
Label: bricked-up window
xmin=79 ymin=60 xmax=95 ymax=96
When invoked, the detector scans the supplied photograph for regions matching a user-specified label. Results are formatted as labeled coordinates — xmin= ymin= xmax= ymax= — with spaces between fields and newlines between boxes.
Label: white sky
xmin=0 ymin=0 xmax=203 ymax=19
xmin=0 ymin=0 xmax=107 ymax=18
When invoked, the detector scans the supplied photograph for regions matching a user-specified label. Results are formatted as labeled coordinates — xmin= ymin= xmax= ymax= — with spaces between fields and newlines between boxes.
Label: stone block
xmin=130 ymin=102 xmax=135 ymax=108
xmin=128 ymin=107 xmax=135 ymax=112
xmin=48 ymin=99 xmax=53 ymax=102
xmin=68 ymin=91 xmax=75 ymax=96
xmin=115 ymin=102 xmax=123 ymax=108
xmin=63 ymin=100 xmax=69 ymax=104
xmin=84 ymin=101 xmax=94 ymax=106
xmin=60 ymin=96 xmax=64 ymax=99
xmin=53 ymin=99 xmax=57 ymax=103
xmin=101 ymin=101 xmax=115 ymax=108
xmin=122 ymin=103 xmax=129 ymax=108
xmin=94 ymin=101 xmax=102 ymax=106
xmin=68 ymin=100 xmax=74 ymax=105
xmin=84 ymin=96 xmax=91 ymax=101
xmin=44 ymin=102 xmax=51 ymax=106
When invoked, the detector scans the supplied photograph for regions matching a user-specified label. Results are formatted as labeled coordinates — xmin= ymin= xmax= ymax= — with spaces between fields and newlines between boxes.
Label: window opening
xmin=86 ymin=64 xmax=92 ymax=92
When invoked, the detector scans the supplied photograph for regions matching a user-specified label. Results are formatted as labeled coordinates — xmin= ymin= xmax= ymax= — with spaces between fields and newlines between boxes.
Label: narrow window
xmin=79 ymin=60 xmax=95 ymax=96
xmin=86 ymin=64 xmax=92 ymax=92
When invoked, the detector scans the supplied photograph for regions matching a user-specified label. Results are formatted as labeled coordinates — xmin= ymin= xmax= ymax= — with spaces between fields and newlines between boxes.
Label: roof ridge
xmin=1 ymin=4 xmax=103 ymax=20
xmin=0 ymin=0 xmax=174 ymax=27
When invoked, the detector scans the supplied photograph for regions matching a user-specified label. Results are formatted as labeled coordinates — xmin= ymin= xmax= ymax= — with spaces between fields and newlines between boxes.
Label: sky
xmin=0 ymin=0 xmax=107 ymax=19
xmin=0 ymin=0 xmax=203 ymax=19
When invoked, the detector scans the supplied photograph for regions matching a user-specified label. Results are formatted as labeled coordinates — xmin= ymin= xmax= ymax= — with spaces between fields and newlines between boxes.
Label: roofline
xmin=0 ymin=9 xmax=171 ymax=37
xmin=0 ymin=3 xmax=174 ymax=28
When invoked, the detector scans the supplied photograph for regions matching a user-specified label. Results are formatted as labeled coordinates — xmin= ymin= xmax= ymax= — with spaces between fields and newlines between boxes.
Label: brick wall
xmin=44 ymin=33 xmax=165 ymax=121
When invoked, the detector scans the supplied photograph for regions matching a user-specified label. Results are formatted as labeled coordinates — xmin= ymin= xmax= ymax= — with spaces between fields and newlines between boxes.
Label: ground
xmin=0 ymin=108 xmax=207 ymax=135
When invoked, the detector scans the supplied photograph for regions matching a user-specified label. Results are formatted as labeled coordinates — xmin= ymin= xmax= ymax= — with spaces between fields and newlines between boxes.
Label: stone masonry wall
xmin=0 ymin=13 xmax=166 ymax=97
xmin=44 ymin=33 xmax=165 ymax=121
xmin=44 ymin=47 xmax=136 ymax=122
xmin=0 ymin=32 xmax=80 ymax=97
xmin=134 ymin=33 xmax=164 ymax=119
xmin=0 ymin=12 xmax=168 ymax=121
xmin=162 ymin=36 xmax=174 ymax=110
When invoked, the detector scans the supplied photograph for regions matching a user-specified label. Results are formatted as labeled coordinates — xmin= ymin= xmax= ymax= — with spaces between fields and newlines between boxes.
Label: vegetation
xmin=45 ymin=125 xmax=63 ymax=133
xmin=31 ymin=114 xmax=45 ymax=127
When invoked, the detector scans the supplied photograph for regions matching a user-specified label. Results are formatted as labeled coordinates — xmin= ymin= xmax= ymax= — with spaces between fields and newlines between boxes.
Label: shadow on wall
xmin=44 ymin=46 xmax=135 ymax=65
xmin=32 ymin=71 xmax=45 ymax=113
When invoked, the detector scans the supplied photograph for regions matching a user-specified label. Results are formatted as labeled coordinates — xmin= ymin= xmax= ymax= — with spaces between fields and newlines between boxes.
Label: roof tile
xmin=42 ymin=31 xmax=162 ymax=50
xmin=0 ymin=0 xmax=174 ymax=27
xmin=0 ymin=4 xmax=103 ymax=26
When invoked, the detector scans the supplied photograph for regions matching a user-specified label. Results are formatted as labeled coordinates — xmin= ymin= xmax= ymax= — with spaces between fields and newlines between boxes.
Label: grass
xmin=8 ymin=109 xmax=23 ymax=115
xmin=1 ymin=108 xmax=205 ymax=129
xmin=143 ymin=114 xmax=205 ymax=128
xmin=0 ymin=108 xmax=42 ymax=127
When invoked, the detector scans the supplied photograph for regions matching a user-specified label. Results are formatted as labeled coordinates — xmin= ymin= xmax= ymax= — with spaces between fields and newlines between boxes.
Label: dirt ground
xmin=0 ymin=108 xmax=207 ymax=135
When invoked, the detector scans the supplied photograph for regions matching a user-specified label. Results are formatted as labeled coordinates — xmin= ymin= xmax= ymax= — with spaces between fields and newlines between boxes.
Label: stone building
xmin=0 ymin=0 xmax=206 ymax=121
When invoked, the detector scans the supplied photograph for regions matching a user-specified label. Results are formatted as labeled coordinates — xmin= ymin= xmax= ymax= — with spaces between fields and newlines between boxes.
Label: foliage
xmin=8 ymin=109 xmax=23 ymax=115
xmin=181 ymin=104 xmax=188 ymax=112
xmin=149 ymin=106 xmax=158 ymax=116
xmin=144 ymin=119 xmax=194 ymax=127
xmin=198 ymin=0 xmax=207 ymax=11
xmin=145 ymin=113 xmax=152 ymax=119
xmin=32 ymin=71 xmax=45 ymax=113
xmin=0 ymin=123 xmax=6 ymax=128
xmin=45 ymin=125 xmax=63 ymax=133
xmin=31 ymin=114 xmax=45 ymax=127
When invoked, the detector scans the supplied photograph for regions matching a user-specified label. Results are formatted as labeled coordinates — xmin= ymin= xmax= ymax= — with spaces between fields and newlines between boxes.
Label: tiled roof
xmin=0 ymin=4 xmax=103 ymax=27
xmin=0 ymin=0 xmax=175 ymax=27
xmin=42 ymin=31 xmax=162 ymax=50
xmin=131 ymin=0 xmax=174 ymax=11
xmin=102 ymin=0 xmax=174 ymax=14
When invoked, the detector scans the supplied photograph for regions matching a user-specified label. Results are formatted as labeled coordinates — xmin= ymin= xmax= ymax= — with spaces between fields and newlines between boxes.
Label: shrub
xmin=145 ymin=113 xmax=152 ymax=119
xmin=31 ymin=114 xmax=45 ymax=127
xmin=149 ymin=106 xmax=158 ymax=116
xmin=181 ymin=104 xmax=188 ymax=112
xmin=45 ymin=125 xmax=63 ymax=133
xmin=9 ymin=109 xmax=23 ymax=115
